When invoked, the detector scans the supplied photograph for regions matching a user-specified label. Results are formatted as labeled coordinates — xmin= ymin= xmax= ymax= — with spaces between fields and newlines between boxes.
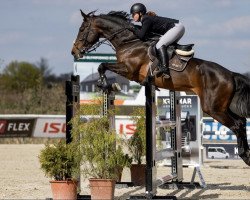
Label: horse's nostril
xmin=71 ymin=51 xmax=75 ymax=56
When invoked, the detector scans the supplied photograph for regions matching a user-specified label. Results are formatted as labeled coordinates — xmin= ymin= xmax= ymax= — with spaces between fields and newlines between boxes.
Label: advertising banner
xmin=33 ymin=116 xmax=66 ymax=138
xmin=202 ymin=117 xmax=250 ymax=142
xmin=0 ymin=118 xmax=35 ymax=137
xmin=115 ymin=116 xmax=136 ymax=137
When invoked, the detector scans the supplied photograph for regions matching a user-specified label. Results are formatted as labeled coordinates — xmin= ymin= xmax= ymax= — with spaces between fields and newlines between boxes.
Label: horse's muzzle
xmin=71 ymin=50 xmax=83 ymax=60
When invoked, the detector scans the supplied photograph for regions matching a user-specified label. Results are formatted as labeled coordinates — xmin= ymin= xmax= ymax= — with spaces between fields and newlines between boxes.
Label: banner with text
xmin=33 ymin=117 xmax=66 ymax=138
xmin=202 ymin=117 xmax=250 ymax=142
xmin=0 ymin=118 xmax=35 ymax=137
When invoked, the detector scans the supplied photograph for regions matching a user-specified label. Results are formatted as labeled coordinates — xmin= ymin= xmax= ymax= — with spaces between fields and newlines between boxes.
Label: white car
xmin=208 ymin=147 xmax=229 ymax=159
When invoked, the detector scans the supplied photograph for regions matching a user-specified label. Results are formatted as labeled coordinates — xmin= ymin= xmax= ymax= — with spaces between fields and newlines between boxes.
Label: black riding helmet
xmin=130 ymin=3 xmax=147 ymax=15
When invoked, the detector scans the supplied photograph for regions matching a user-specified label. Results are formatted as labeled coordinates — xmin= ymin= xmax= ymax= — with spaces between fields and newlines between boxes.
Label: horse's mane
xmin=98 ymin=11 xmax=158 ymax=45
xmin=93 ymin=11 xmax=156 ymax=45
xmin=100 ymin=11 xmax=131 ymax=24
xmin=107 ymin=11 xmax=130 ymax=21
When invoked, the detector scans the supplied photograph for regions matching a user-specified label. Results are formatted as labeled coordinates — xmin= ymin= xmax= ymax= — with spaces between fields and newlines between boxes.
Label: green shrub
xmin=70 ymin=103 xmax=131 ymax=180
xmin=39 ymin=140 xmax=80 ymax=180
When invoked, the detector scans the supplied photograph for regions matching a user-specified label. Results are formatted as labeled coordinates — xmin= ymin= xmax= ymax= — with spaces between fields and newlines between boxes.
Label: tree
xmin=0 ymin=59 xmax=67 ymax=114
xmin=1 ymin=61 xmax=42 ymax=92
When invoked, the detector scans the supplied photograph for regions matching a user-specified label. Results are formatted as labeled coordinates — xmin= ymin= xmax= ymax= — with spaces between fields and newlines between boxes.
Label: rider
xmin=130 ymin=3 xmax=185 ymax=78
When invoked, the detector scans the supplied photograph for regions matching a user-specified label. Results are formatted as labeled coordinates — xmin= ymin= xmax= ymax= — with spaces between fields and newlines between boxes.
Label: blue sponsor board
xmin=202 ymin=118 xmax=250 ymax=142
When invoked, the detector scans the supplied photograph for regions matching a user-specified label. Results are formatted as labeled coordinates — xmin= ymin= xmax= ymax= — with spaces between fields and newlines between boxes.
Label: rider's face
xmin=132 ymin=13 xmax=140 ymax=22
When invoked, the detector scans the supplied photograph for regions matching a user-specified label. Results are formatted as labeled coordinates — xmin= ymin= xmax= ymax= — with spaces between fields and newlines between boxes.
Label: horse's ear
xmin=80 ymin=9 xmax=88 ymax=21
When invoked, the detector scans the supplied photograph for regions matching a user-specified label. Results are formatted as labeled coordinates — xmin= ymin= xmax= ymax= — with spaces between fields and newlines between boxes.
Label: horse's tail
xmin=231 ymin=73 xmax=250 ymax=118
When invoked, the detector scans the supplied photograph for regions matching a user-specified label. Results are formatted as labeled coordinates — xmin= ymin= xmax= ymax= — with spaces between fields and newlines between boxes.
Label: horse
xmin=71 ymin=10 xmax=250 ymax=166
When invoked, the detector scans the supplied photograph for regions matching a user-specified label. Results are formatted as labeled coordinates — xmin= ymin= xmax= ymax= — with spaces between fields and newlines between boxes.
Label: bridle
xmin=73 ymin=19 xmax=128 ymax=54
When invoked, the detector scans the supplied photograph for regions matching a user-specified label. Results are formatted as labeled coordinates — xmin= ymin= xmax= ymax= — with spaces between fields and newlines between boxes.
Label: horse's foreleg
xmin=97 ymin=63 xmax=108 ymax=89
xmin=208 ymin=111 xmax=250 ymax=166
xmin=98 ymin=62 xmax=129 ymax=77
xmin=97 ymin=62 xmax=129 ymax=91
xmin=98 ymin=63 xmax=107 ymax=76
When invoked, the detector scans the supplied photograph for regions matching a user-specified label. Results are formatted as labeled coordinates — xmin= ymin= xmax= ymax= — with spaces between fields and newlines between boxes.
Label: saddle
xmin=148 ymin=43 xmax=194 ymax=73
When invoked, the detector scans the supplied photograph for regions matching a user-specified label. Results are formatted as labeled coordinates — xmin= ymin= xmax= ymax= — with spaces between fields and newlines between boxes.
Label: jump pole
xmin=65 ymin=75 xmax=80 ymax=144
xmin=129 ymin=76 xmax=180 ymax=199
xmin=145 ymin=76 xmax=181 ymax=199
xmin=144 ymin=75 xmax=206 ymax=196
xmin=65 ymin=75 xmax=85 ymax=199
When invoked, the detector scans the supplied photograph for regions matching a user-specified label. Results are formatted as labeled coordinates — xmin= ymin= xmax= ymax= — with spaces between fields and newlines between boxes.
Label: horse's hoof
xmin=240 ymin=150 xmax=250 ymax=166
xmin=111 ymin=83 xmax=121 ymax=92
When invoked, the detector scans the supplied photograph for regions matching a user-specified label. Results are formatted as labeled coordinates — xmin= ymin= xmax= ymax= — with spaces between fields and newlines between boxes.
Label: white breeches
xmin=156 ymin=23 xmax=185 ymax=49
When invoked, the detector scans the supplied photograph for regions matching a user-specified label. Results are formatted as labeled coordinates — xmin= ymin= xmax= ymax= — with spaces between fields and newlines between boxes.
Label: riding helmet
xmin=130 ymin=3 xmax=147 ymax=15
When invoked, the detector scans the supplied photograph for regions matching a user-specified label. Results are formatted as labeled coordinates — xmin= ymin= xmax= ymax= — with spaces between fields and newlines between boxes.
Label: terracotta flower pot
xmin=89 ymin=178 xmax=115 ymax=200
xmin=130 ymin=164 xmax=146 ymax=186
xmin=50 ymin=179 xmax=77 ymax=200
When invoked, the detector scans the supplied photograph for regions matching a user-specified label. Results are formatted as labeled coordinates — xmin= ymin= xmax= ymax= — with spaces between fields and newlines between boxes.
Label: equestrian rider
xmin=130 ymin=3 xmax=185 ymax=78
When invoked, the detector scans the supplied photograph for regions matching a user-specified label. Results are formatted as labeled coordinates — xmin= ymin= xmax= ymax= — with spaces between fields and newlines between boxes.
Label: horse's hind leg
xmin=208 ymin=111 xmax=250 ymax=166
xmin=234 ymin=117 xmax=250 ymax=165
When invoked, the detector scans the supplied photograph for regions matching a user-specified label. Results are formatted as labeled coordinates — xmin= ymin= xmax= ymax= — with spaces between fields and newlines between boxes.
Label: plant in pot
xmin=128 ymin=107 xmax=147 ymax=186
xmin=39 ymin=140 xmax=80 ymax=200
xmin=70 ymin=104 xmax=130 ymax=200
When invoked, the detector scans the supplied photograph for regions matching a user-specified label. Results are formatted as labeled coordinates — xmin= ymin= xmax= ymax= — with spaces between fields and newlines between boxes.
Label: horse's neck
xmin=97 ymin=18 xmax=136 ymax=49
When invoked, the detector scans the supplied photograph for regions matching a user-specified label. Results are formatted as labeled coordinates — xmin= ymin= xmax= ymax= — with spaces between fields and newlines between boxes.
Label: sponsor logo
xmin=0 ymin=120 xmax=7 ymax=134
xmin=0 ymin=119 xmax=35 ymax=137
xmin=7 ymin=122 xmax=30 ymax=131
xmin=118 ymin=123 xmax=136 ymax=135
xmin=43 ymin=122 xmax=66 ymax=134
xmin=158 ymin=96 xmax=198 ymax=110
xmin=202 ymin=119 xmax=250 ymax=141
xmin=161 ymin=97 xmax=192 ymax=105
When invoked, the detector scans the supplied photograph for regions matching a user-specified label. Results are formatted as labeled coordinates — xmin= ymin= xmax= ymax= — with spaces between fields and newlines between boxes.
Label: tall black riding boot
xmin=156 ymin=45 xmax=170 ymax=78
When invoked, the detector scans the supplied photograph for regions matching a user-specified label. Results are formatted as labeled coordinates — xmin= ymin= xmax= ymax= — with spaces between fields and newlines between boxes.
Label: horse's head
xmin=72 ymin=10 xmax=137 ymax=60
xmin=71 ymin=10 xmax=100 ymax=59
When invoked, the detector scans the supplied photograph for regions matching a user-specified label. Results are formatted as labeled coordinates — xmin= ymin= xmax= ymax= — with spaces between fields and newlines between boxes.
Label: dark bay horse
xmin=71 ymin=10 xmax=250 ymax=166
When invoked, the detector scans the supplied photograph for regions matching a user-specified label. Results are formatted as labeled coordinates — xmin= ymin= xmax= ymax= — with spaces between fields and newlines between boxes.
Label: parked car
xmin=208 ymin=147 xmax=229 ymax=159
